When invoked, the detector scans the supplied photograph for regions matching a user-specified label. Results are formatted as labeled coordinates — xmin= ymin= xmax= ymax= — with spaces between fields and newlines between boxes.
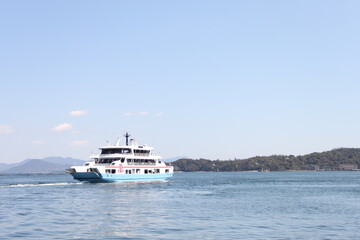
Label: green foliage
xmin=172 ymin=148 xmax=360 ymax=172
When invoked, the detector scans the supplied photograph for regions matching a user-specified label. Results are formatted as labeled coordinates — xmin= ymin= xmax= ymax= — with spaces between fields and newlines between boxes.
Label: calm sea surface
xmin=1 ymin=172 xmax=360 ymax=239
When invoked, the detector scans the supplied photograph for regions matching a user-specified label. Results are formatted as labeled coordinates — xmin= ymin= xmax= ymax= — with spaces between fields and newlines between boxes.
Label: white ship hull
xmin=66 ymin=133 xmax=174 ymax=183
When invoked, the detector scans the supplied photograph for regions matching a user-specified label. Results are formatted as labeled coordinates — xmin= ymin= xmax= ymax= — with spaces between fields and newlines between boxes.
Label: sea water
xmin=1 ymin=172 xmax=360 ymax=239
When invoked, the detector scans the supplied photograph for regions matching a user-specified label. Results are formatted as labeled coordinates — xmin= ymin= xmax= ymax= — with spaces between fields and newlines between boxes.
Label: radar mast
xmin=124 ymin=132 xmax=131 ymax=146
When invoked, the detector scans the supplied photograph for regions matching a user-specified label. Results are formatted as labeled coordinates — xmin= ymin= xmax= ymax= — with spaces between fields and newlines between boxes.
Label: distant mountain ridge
xmin=0 ymin=156 xmax=184 ymax=174
xmin=0 ymin=157 xmax=85 ymax=174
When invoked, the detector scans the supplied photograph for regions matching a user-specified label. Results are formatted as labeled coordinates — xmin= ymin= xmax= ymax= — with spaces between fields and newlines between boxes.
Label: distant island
xmin=171 ymin=148 xmax=360 ymax=172
xmin=0 ymin=157 xmax=85 ymax=174
xmin=1 ymin=148 xmax=359 ymax=174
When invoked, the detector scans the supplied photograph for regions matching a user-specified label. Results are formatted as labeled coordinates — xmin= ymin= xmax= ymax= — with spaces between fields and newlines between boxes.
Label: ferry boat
xmin=66 ymin=133 xmax=174 ymax=183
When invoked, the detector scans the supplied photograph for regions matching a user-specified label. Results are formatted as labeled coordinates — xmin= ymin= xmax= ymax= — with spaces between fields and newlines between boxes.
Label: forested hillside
xmin=171 ymin=148 xmax=360 ymax=172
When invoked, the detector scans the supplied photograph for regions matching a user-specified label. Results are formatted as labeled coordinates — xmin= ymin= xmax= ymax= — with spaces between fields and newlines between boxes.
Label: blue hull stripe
xmin=70 ymin=172 xmax=173 ymax=183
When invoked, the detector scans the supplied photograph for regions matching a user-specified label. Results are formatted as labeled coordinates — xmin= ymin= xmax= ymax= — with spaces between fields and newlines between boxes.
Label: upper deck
xmin=99 ymin=146 xmax=154 ymax=156
xmin=95 ymin=133 xmax=159 ymax=158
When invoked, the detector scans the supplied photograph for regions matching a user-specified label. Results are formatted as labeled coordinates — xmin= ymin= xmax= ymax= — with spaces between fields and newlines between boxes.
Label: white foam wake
xmin=1 ymin=182 xmax=82 ymax=188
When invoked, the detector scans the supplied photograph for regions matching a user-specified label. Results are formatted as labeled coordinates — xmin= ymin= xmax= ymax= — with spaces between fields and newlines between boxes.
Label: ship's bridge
xmin=99 ymin=145 xmax=155 ymax=156
xmin=100 ymin=147 xmax=132 ymax=155
xmin=98 ymin=133 xmax=157 ymax=157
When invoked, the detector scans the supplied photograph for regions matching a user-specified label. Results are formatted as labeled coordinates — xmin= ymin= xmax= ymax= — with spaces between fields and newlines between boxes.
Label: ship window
xmin=84 ymin=163 xmax=89 ymax=166
xmin=111 ymin=169 xmax=116 ymax=174
xmin=155 ymin=169 xmax=160 ymax=173
xmin=101 ymin=148 xmax=132 ymax=154
xmin=165 ymin=169 xmax=169 ymax=173
xmin=96 ymin=158 xmax=117 ymax=164
xmin=136 ymin=169 xmax=140 ymax=174
xmin=134 ymin=149 xmax=150 ymax=156
xmin=122 ymin=148 xmax=131 ymax=154
xmin=144 ymin=169 xmax=148 ymax=174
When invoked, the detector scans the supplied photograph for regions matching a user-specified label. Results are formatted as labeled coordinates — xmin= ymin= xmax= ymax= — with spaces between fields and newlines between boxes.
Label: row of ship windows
xmin=127 ymin=159 xmax=159 ymax=165
xmin=96 ymin=158 xmax=120 ymax=164
xmin=101 ymin=149 xmax=151 ymax=155
xmin=105 ymin=169 xmax=170 ymax=174
xmin=126 ymin=169 xmax=170 ymax=174
xmin=101 ymin=148 xmax=132 ymax=154
xmin=126 ymin=169 xmax=160 ymax=174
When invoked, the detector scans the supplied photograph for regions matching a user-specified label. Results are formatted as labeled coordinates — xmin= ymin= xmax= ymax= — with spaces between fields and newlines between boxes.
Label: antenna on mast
xmin=124 ymin=132 xmax=131 ymax=146
xmin=116 ymin=137 xmax=120 ymax=146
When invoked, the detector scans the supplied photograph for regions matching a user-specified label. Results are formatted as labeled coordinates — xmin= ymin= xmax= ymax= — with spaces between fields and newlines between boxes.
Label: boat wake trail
xmin=1 ymin=182 xmax=83 ymax=188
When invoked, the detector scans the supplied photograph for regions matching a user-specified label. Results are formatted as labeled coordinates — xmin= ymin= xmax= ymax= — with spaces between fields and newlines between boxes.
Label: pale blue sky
xmin=1 ymin=1 xmax=360 ymax=163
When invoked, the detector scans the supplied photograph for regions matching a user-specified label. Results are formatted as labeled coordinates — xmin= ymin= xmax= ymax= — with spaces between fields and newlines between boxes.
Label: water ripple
xmin=1 ymin=172 xmax=360 ymax=239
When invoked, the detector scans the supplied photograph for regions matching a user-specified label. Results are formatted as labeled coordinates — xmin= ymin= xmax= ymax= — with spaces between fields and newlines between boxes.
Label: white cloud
xmin=0 ymin=125 xmax=14 ymax=134
xmin=155 ymin=112 xmax=164 ymax=117
xmin=52 ymin=123 xmax=73 ymax=132
xmin=70 ymin=140 xmax=89 ymax=147
xmin=32 ymin=140 xmax=44 ymax=144
xmin=138 ymin=111 xmax=149 ymax=116
xmin=124 ymin=111 xmax=149 ymax=117
xmin=69 ymin=110 xmax=87 ymax=116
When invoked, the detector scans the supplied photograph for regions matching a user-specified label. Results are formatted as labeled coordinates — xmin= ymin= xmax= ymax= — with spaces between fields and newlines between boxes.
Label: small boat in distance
xmin=66 ymin=133 xmax=174 ymax=183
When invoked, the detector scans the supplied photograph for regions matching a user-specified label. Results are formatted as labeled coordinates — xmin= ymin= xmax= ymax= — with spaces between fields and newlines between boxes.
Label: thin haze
xmin=1 ymin=1 xmax=360 ymax=163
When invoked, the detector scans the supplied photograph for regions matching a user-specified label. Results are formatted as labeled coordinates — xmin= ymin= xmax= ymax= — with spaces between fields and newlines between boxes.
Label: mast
xmin=124 ymin=132 xmax=131 ymax=146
